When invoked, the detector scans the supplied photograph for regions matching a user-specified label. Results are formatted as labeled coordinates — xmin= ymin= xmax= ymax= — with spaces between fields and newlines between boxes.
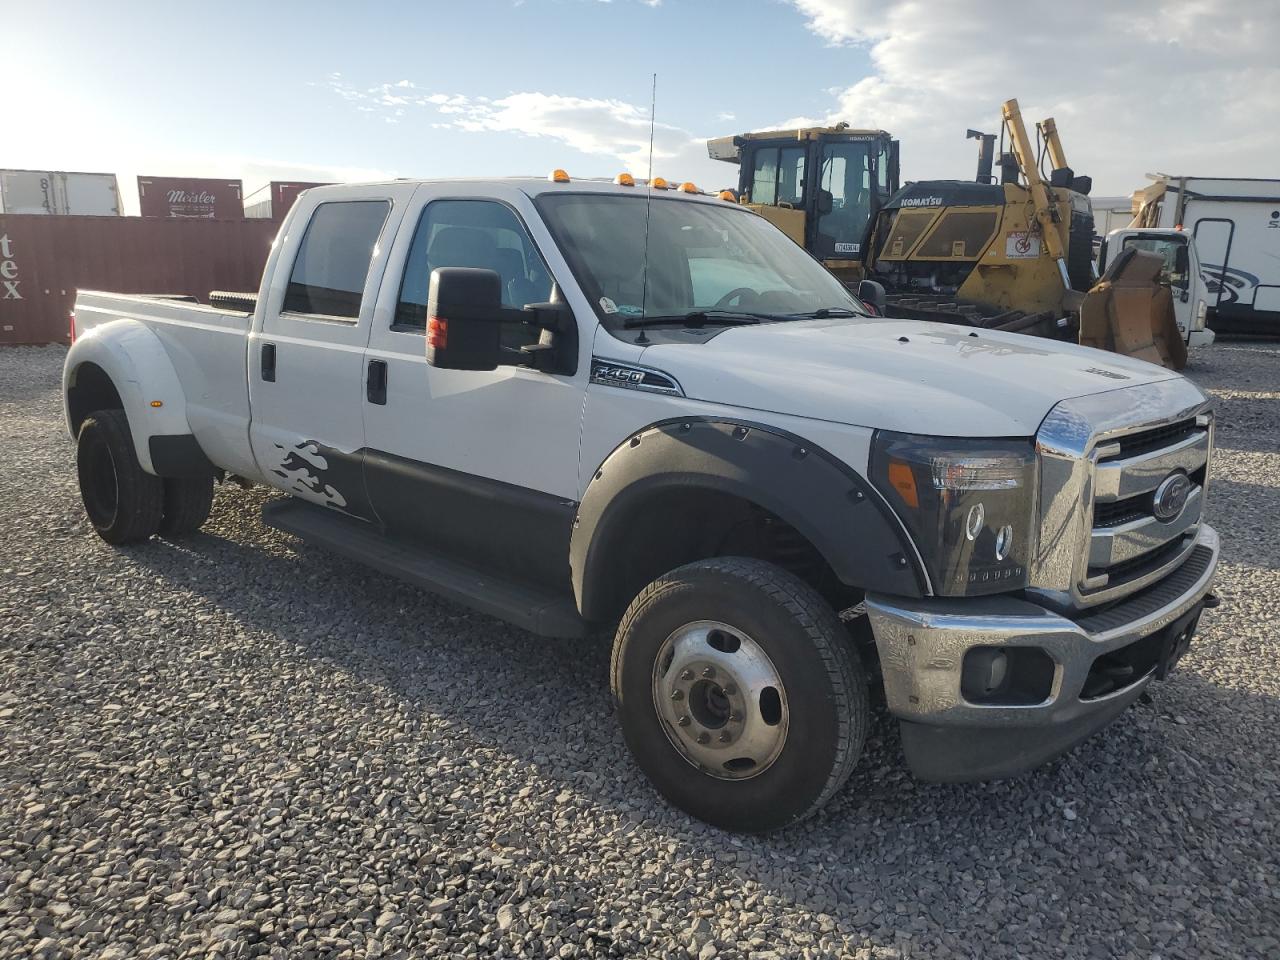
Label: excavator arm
xmin=1007 ymin=100 xmax=1185 ymax=369
xmin=1037 ymin=116 xmax=1070 ymax=174
xmin=1001 ymin=99 xmax=1073 ymax=290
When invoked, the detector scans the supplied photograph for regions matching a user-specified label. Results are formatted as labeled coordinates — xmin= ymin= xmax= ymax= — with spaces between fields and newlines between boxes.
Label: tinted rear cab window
xmin=284 ymin=200 xmax=390 ymax=319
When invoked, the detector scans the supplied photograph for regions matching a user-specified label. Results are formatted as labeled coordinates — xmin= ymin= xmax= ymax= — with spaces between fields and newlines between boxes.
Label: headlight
xmin=870 ymin=431 xmax=1037 ymax=596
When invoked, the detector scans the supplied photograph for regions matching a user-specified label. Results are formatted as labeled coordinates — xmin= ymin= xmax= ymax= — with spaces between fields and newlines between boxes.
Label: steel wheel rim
xmin=652 ymin=620 xmax=789 ymax=780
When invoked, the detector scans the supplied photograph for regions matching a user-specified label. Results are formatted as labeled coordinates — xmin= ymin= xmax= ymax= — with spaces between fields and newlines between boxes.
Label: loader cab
xmin=707 ymin=127 xmax=900 ymax=281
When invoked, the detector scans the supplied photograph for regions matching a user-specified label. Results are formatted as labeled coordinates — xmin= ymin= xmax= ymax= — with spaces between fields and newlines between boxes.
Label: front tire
xmin=611 ymin=557 xmax=868 ymax=832
xmin=76 ymin=410 xmax=164 ymax=545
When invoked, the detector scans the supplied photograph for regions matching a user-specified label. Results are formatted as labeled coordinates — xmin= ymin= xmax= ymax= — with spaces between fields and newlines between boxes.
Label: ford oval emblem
xmin=1152 ymin=472 xmax=1192 ymax=522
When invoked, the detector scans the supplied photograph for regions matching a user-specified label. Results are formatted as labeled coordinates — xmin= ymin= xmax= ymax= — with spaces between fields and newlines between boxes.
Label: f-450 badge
xmin=590 ymin=358 xmax=683 ymax=396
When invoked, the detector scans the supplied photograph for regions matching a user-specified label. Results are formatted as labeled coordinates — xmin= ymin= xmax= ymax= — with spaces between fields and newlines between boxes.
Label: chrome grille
xmin=1031 ymin=378 xmax=1214 ymax=612
xmin=1104 ymin=418 xmax=1200 ymax=459
xmin=1085 ymin=423 xmax=1210 ymax=594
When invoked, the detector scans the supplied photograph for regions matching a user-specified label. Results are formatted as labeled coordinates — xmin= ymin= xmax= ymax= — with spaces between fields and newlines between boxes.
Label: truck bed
xmin=72 ymin=289 xmax=258 ymax=478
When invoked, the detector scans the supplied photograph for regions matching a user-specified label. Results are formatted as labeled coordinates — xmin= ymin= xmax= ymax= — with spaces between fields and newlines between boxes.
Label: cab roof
xmin=303 ymin=176 xmax=734 ymax=204
xmin=707 ymin=127 xmax=893 ymax=164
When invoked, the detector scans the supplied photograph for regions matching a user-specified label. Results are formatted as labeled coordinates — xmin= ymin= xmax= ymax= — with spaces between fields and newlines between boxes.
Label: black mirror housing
xmin=1174 ymin=244 xmax=1190 ymax=276
xmin=426 ymin=267 xmax=503 ymax=371
xmin=857 ymin=279 xmax=887 ymax=311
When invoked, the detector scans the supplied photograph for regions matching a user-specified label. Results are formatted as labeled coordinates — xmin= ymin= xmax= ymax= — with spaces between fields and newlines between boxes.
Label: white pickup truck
xmin=64 ymin=176 xmax=1220 ymax=831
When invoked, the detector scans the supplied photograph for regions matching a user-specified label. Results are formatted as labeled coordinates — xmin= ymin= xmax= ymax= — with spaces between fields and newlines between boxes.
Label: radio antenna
xmin=637 ymin=72 xmax=657 ymax=343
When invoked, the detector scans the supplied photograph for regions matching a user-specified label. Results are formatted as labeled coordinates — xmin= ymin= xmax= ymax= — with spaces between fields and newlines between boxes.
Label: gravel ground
xmin=1 ymin=343 xmax=1278 ymax=960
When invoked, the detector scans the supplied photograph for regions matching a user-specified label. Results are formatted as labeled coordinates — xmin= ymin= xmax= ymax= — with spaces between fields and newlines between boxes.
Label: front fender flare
xmin=570 ymin=418 xmax=929 ymax=620
xmin=64 ymin=319 xmax=195 ymax=475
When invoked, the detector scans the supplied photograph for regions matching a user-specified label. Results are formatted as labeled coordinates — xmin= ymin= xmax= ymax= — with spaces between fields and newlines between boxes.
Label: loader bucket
xmin=1079 ymin=248 xmax=1187 ymax=370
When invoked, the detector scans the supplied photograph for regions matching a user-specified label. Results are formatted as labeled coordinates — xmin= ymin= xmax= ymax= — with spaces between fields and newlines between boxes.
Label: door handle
xmin=367 ymin=359 xmax=388 ymax=405
xmin=261 ymin=342 xmax=276 ymax=382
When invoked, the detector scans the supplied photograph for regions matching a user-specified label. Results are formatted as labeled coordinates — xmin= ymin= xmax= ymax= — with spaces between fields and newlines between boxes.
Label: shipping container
xmin=138 ymin=176 xmax=244 ymax=219
xmin=0 ymin=169 xmax=122 ymax=216
xmin=243 ymin=180 xmax=331 ymax=220
xmin=0 ymin=214 xmax=278 ymax=345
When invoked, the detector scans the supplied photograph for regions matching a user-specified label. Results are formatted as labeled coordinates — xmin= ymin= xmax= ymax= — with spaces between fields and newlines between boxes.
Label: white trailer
xmin=1090 ymin=196 xmax=1136 ymax=238
xmin=0 ymin=169 xmax=122 ymax=216
xmin=1133 ymin=176 xmax=1280 ymax=335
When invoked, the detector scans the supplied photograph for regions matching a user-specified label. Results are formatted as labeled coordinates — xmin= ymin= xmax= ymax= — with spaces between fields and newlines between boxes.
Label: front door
xmin=362 ymin=185 xmax=590 ymax=589
xmin=248 ymin=186 xmax=413 ymax=518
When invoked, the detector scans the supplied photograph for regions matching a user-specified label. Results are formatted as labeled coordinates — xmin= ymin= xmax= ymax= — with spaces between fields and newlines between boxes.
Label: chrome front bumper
xmin=865 ymin=524 xmax=1219 ymax=781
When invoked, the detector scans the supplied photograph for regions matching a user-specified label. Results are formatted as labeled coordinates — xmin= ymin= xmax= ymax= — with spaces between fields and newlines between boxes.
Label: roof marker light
xmin=549 ymin=169 xmax=571 ymax=183
xmin=678 ymin=182 xmax=698 ymax=194
xmin=614 ymin=172 xmax=636 ymax=186
xmin=651 ymin=177 xmax=669 ymax=190
xmin=718 ymin=190 xmax=736 ymax=202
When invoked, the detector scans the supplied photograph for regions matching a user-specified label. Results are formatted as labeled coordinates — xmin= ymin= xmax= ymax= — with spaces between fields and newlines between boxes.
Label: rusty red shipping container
xmin=0 ymin=214 xmax=278 ymax=345
xmin=138 ymin=176 xmax=244 ymax=219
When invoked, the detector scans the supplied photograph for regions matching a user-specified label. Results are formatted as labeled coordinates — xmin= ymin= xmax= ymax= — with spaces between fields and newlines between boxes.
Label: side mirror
xmin=1174 ymin=243 xmax=1189 ymax=277
xmin=426 ymin=267 xmax=503 ymax=371
xmin=817 ymin=190 xmax=834 ymax=215
xmin=857 ymin=279 xmax=886 ymax=311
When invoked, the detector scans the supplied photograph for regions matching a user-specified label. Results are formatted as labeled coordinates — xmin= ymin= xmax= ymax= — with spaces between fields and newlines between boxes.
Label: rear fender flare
xmin=64 ymin=319 xmax=195 ymax=475
xmin=570 ymin=418 xmax=929 ymax=620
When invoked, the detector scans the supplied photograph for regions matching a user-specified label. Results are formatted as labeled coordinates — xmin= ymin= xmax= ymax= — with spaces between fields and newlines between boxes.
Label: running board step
xmin=262 ymin=497 xmax=589 ymax=638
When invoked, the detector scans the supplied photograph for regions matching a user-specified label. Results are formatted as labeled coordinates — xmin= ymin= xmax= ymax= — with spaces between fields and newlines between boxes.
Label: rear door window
xmin=283 ymin=200 xmax=390 ymax=320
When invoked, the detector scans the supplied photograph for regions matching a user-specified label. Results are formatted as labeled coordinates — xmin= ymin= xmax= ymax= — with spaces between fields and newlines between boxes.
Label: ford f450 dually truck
xmin=64 ymin=176 xmax=1219 ymax=831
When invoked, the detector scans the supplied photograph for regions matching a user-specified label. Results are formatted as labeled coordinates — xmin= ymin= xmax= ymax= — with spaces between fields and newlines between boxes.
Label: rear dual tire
xmin=611 ymin=557 xmax=868 ymax=832
xmin=160 ymin=477 xmax=215 ymax=536
xmin=76 ymin=409 xmax=213 ymax=544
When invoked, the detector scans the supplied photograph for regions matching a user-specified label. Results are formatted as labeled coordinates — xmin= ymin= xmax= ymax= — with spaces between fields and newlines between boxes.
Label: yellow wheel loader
xmin=706 ymin=125 xmax=899 ymax=284
xmin=861 ymin=100 xmax=1188 ymax=368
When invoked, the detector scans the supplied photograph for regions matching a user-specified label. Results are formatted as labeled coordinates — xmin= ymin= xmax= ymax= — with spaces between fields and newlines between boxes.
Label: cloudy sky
xmin=7 ymin=0 xmax=1278 ymax=213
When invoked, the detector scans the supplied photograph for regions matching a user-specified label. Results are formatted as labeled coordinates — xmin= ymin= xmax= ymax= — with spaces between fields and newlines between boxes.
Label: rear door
xmin=248 ymin=186 xmax=414 ymax=518
xmin=361 ymin=184 xmax=589 ymax=588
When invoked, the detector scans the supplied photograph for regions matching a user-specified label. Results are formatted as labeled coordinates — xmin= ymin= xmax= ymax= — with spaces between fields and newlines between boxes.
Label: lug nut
xmin=723 ymin=684 xmax=737 ymax=696
xmin=670 ymin=689 xmax=684 ymax=701
xmin=719 ymin=731 xmax=731 ymax=743
xmin=728 ymin=713 xmax=741 ymax=723
xmin=702 ymin=666 xmax=716 ymax=678
xmin=680 ymin=669 xmax=694 ymax=681
xmin=696 ymin=733 xmax=710 ymax=745
xmin=677 ymin=715 xmax=690 ymax=727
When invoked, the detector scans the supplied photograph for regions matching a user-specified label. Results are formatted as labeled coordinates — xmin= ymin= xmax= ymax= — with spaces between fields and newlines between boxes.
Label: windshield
xmin=535 ymin=193 xmax=866 ymax=326
xmin=1122 ymin=235 xmax=1189 ymax=289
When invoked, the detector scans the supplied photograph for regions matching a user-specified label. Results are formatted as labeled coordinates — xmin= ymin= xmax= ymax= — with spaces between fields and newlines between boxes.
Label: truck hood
xmin=639 ymin=318 xmax=1180 ymax=437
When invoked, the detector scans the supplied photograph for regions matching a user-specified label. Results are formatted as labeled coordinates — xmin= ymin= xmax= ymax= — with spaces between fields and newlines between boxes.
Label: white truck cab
xmin=1099 ymin=227 xmax=1216 ymax=347
xmin=62 ymin=176 xmax=1221 ymax=831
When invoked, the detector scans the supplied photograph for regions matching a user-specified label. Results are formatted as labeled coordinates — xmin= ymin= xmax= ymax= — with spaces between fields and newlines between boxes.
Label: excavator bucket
xmin=1079 ymin=248 xmax=1188 ymax=370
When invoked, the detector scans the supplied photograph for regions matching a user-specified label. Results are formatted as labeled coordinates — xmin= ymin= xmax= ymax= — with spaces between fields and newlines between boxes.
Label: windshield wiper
xmin=623 ymin=310 xmax=777 ymax=329
xmin=789 ymin=307 xmax=862 ymax=319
